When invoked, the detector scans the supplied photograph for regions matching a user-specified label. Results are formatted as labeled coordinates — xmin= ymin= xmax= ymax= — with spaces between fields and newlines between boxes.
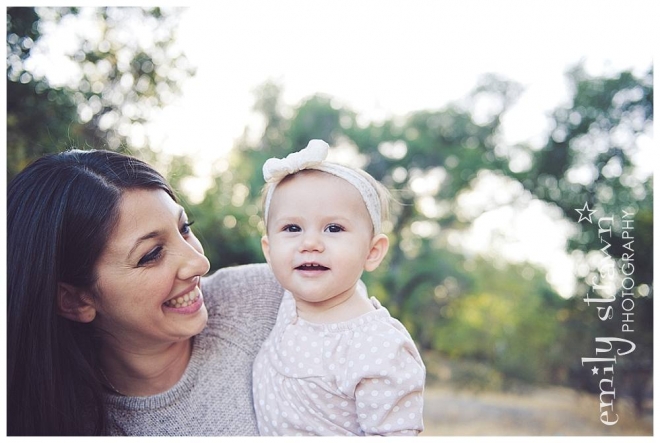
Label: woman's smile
xmin=163 ymin=286 xmax=204 ymax=311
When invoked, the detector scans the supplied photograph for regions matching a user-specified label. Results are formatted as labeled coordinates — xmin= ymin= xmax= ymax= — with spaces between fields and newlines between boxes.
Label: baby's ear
xmin=364 ymin=234 xmax=389 ymax=272
xmin=56 ymin=282 xmax=97 ymax=323
xmin=261 ymin=235 xmax=272 ymax=265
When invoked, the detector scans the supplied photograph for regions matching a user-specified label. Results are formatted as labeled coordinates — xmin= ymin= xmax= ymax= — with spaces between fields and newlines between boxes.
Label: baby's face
xmin=262 ymin=170 xmax=375 ymax=305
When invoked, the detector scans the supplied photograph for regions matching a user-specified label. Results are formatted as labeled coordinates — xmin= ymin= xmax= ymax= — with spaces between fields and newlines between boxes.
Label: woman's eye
xmin=326 ymin=224 xmax=344 ymax=233
xmin=138 ymin=246 xmax=163 ymax=266
xmin=283 ymin=224 xmax=301 ymax=233
xmin=181 ymin=220 xmax=195 ymax=235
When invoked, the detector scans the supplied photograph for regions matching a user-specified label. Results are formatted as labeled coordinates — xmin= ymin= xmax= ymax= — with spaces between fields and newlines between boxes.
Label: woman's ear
xmin=364 ymin=234 xmax=390 ymax=272
xmin=56 ymin=283 xmax=97 ymax=323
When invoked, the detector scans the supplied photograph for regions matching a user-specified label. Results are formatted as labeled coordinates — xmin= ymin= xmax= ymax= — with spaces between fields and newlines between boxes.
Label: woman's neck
xmin=98 ymin=338 xmax=193 ymax=397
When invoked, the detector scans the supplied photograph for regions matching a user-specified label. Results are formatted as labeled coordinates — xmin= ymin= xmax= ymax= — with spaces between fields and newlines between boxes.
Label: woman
xmin=7 ymin=149 xmax=282 ymax=435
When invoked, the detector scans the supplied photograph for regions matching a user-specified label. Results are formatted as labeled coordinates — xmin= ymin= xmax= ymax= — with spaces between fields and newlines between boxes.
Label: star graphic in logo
xmin=592 ymin=366 xmax=599 ymax=375
xmin=575 ymin=202 xmax=596 ymax=223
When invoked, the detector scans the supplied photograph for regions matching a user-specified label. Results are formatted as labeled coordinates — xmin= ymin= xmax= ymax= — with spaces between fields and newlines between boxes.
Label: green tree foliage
xmin=7 ymin=9 xmax=652 ymax=400
xmin=6 ymin=6 xmax=194 ymax=180
xmin=189 ymin=68 xmax=652 ymax=397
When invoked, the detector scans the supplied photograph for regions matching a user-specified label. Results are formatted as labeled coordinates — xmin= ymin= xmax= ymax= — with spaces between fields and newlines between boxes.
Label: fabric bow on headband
xmin=263 ymin=139 xmax=329 ymax=183
xmin=261 ymin=139 xmax=383 ymax=234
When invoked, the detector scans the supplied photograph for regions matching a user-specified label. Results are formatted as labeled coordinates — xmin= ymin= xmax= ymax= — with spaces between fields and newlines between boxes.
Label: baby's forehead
xmin=282 ymin=168 xmax=335 ymax=182
xmin=272 ymin=171 xmax=371 ymax=212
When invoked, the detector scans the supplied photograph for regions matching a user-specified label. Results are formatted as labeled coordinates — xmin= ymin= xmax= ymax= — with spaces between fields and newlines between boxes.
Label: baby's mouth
xmin=164 ymin=288 xmax=199 ymax=308
xmin=296 ymin=263 xmax=329 ymax=271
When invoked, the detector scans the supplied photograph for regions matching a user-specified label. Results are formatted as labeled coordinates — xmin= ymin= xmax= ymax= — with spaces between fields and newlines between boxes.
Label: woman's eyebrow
xmin=127 ymin=230 xmax=161 ymax=260
xmin=127 ymin=208 xmax=184 ymax=259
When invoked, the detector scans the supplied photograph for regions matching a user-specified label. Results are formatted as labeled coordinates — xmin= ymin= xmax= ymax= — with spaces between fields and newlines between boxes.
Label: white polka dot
xmin=384 ymin=424 xmax=392 ymax=430
xmin=359 ymin=354 xmax=366 ymax=360
xmin=409 ymin=413 xmax=416 ymax=419
xmin=372 ymin=414 xmax=378 ymax=421
xmin=405 ymin=400 xmax=411 ymax=407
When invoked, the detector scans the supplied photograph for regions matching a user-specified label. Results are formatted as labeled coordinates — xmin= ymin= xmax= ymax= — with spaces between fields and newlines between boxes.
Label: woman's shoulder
xmin=202 ymin=263 xmax=279 ymax=293
xmin=201 ymin=263 xmax=283 ymax=323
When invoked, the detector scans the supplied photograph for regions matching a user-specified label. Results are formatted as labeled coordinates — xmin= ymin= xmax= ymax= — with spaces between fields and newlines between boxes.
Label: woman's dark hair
xmin=7 ymin=149 xmax=176 ymax=435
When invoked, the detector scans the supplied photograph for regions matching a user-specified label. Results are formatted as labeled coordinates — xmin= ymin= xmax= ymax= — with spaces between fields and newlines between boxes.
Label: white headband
xmin=262 ymin=139 xmax=382 ymax=234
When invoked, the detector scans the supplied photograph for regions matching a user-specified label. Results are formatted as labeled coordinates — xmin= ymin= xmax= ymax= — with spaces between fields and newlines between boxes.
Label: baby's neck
xmin=294 ymin=288 xmax=375 ymax=324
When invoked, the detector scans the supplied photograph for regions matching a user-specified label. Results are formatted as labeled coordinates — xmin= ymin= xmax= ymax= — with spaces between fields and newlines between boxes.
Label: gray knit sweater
xmin=105 ymin=263 xmax=283 ymax=436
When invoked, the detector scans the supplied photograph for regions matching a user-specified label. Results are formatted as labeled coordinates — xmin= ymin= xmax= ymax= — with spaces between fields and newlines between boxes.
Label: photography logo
xmin=576 ymin=202 xmax=637 ymax=426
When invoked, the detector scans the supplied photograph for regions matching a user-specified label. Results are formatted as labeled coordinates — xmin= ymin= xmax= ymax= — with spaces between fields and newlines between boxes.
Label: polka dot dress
xmin=252 ymin=290 xmax=425 ymax=436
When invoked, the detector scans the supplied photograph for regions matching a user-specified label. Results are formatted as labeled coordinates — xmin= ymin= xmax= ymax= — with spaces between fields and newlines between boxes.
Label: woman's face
xmin=90 ymin=188 xmax=210 ymax=351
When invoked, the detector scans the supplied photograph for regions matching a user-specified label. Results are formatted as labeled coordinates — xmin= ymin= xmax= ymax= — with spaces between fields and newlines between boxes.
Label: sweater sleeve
xmin=341 ymin=321 xmax=426 ymax=436
xmin=201 ymin=263 xmax=283 ymax=354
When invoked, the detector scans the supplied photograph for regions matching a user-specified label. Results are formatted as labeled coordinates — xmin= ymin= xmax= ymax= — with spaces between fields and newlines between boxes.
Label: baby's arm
xmin=345 ymin=327 xmax=426 ymax=435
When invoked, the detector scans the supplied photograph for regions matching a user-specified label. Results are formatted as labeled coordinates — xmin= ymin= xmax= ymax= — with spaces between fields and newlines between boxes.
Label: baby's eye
xmin=283 ymin=224 xmax=301 ymax=233
xmin=325 ymin=224 xmax=344 ymax=233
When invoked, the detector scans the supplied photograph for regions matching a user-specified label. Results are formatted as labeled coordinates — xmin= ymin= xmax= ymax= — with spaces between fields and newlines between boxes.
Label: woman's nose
xmin=177 ymin=239 xmax=211 ymax=280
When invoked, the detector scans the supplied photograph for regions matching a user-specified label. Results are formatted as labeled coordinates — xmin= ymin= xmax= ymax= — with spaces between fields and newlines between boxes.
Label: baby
xmin=252 ymin=139 xmax=425 ymax=436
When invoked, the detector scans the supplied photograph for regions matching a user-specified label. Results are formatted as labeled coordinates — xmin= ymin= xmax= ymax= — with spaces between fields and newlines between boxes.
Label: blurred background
xmin=5 ymin=2 xmax=654 ymax=436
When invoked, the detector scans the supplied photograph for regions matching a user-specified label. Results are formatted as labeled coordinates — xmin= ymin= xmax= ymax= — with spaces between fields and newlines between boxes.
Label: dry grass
xmin=421 ymin=385 xmax=653 ymax=436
